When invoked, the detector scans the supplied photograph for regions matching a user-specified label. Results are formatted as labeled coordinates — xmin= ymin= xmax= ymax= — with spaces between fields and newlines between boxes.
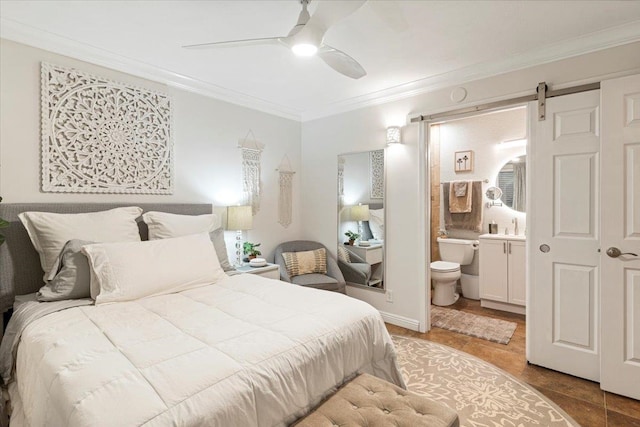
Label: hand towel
xmin=453 ymin=181 xmax=468 ymax=197
xmin=444 ymin=181 xmax=484 ymax=232
xmin=449 ymin=181 xmax=473 ymax=213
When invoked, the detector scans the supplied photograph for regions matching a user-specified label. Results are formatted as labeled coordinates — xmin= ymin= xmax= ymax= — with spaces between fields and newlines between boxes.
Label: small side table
xmin=234 ymin=263 xmax=280 ymax=280
xmin=346 ymin=243 xmax=384 ymax=287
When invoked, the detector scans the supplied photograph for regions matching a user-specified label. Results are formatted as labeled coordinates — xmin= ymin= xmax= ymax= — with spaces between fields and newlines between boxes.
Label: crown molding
xmin=0 ymin=17 xmax=303 ymax=122
xmin=2 ymin=17 xmax=639 ymax=123
xmin=301 ymin=20 xmax=640 ymax=121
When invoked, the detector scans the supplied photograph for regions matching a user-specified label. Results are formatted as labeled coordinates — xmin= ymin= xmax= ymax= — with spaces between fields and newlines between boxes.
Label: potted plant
xmin=243 ymin=242 xmax=262 ymax=260
xmin=0 ymin=197 xmax=8 ymax=246
xmin=344 ymin=230 xmax=360 ymax=246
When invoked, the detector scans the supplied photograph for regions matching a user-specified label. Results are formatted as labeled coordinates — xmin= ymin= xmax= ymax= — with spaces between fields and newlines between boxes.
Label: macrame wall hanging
xmin=238 ymin=131 xmax=264 ymax=215
xmin=40 ymin=62 xmax=173 ymax=194
xmin=277 ymin=155 xmax=295 ymax=228
xmin=370 ymin=149 xmax=384 ymax=199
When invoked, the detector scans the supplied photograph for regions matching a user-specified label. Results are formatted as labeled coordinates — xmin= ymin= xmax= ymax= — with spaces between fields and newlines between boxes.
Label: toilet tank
xmin=437 ymin=237 xmax=478 ymax=265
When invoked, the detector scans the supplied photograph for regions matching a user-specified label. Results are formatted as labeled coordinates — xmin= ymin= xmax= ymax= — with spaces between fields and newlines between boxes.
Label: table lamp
xmin=351 ymin=204 xmax=370 ymax=241
xmin=227 ymin=205 xmax=253 ymax=266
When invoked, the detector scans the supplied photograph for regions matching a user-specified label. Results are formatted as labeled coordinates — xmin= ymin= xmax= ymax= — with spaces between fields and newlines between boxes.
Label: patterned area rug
xmin=393 ymin=335 xmax=579 ymax=427
xmin=431 ymin=305 xmax=517 ymax=344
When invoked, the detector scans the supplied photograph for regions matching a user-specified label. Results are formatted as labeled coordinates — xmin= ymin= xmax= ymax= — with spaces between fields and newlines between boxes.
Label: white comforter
xmin=10 ymin=274 xmax=403 ymax=427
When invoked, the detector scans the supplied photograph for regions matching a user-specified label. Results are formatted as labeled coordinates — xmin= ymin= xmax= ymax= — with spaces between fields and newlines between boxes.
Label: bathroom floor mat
xmin=430 ymin=305 xmax=517 ymax=344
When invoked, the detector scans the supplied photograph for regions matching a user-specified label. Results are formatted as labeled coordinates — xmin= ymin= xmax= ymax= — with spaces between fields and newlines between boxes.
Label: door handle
xmin=503 ymin=242 xmax=506 ymax=254
xmin=508 ymin=242 xmax=512 ymax=254
xmin=606 ymin=247 xmax=638 ymax=258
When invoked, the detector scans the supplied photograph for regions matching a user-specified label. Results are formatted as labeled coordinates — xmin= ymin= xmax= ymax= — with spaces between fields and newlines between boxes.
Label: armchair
xmin=273 ymin=241 xmax=346 ymax=294
xmin=338 ymin=250 xmax=372 ymax=287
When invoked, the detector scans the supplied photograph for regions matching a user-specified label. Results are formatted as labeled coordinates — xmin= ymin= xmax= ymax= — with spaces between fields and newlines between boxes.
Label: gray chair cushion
xmin=292 ymin=274 xmax=340 ymax=292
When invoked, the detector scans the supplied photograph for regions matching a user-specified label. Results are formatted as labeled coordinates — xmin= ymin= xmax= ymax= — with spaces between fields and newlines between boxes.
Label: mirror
xmin=496 ymin=155 xmax=526 ymax=212
xmin=337 ymin=150 xmax=385 ymax=290
xmin=485 ymin=186 xmax=503 ymax=201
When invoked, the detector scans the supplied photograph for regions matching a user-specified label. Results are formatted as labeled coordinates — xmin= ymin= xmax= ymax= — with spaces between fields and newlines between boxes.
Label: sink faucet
xmin=512 ymin=218 xmax=519 ymax=236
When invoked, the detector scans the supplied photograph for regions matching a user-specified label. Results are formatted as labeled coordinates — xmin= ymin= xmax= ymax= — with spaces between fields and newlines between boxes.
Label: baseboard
xmin=379 ymin=311 xmax=420 ymax=331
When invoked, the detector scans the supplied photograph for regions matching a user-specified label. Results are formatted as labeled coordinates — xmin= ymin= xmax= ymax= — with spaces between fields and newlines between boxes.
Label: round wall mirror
xmin=485 ymin=186 xmax=502 ymax=201
xmin=496 ymin=155 xmax=526 ymax=212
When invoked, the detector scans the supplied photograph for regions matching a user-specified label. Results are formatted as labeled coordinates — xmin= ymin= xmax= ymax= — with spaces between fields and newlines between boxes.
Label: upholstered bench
xmin=294 ymin=373 xmax=459 ymax=427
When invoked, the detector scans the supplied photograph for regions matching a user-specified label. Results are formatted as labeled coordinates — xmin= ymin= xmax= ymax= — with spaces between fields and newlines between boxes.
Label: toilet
xmin=431 ymin=237 xmax=479 ymax=306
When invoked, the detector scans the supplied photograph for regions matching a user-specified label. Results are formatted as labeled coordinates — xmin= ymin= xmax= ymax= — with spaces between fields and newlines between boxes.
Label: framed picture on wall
xmin=454 ymin=150 xmax=473 ymax=172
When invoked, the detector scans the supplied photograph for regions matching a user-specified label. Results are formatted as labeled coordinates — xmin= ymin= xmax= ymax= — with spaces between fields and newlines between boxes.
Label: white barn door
xmin=600 ymin=73 xmax=640 ymax=399
xmin=528 ymin=90 xmax=601 ymax=381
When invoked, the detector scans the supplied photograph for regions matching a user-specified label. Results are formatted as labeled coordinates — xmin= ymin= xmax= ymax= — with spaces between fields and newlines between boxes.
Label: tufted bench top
xmin=294 ymin=373 xmax=459 ymax=427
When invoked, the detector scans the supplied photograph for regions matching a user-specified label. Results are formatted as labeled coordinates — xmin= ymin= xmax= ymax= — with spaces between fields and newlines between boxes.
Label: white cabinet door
xmin=600 ymin=73 xmax=640 ymax=399
xmin=508 ymin=241 xmax=526 ymax=306
xmin=479 ymin=239 xmax=508 ymax=302
xmin=528 ymin=90 xmax=601 ymax=382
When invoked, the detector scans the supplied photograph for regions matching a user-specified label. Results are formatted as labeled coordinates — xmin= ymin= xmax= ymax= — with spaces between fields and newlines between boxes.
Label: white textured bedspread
xmin=11 ymin=274 xmax=403 ymax=427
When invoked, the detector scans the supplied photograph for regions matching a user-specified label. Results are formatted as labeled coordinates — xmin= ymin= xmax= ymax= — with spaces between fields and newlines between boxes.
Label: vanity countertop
xmin=478 ymin=233 xmax=526 ymax=241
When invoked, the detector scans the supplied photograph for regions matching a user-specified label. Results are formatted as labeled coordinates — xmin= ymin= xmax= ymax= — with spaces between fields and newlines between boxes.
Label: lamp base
xmin=235 ymin=230 xmax=244 ymax=267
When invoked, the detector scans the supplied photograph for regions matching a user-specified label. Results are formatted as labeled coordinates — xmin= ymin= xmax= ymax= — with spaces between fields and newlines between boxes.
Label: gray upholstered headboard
xmin=0 ymin=203 xmax=213 ymax=313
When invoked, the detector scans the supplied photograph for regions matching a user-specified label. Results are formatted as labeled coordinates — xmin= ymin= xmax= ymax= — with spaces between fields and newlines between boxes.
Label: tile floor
xmin=386 ymin=297 xmax=640 ymax=427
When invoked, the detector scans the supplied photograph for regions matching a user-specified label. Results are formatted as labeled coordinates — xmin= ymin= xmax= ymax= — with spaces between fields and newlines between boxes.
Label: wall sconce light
xmin=386 ymin=126 xmax=401 ymax=145
xmin=499 ymin=138 xmax=527 ymax=149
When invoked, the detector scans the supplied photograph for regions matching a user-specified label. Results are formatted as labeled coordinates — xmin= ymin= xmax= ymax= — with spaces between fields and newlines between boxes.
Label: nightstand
xmin=234 ymin=263 xmax=280 ymax=280
xmin=346 ymin=244 xmax=384 ymax=287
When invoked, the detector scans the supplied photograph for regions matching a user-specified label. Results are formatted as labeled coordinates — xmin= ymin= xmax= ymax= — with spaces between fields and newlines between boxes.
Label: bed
xmin=0 ymin=203 xmax=404 ymax=427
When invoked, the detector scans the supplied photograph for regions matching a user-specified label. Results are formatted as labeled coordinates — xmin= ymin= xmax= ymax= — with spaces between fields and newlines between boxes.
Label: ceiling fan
xmin=183 ymin=0 xmax=367 ymax=79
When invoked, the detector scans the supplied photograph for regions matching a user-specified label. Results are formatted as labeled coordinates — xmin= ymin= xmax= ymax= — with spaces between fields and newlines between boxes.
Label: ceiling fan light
xmin=292 ymin=43 xmax=318 ymax=57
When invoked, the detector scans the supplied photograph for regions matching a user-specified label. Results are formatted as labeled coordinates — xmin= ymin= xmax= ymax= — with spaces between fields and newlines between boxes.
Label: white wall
xmin=301 ymin=42 xmax=640 ymax=330
xmin=0 ymin=39 xmax=302 ymax=259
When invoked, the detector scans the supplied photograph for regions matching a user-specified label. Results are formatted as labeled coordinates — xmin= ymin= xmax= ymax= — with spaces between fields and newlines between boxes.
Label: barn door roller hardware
xmin=410 ymin=81 xmax=600 ymax=123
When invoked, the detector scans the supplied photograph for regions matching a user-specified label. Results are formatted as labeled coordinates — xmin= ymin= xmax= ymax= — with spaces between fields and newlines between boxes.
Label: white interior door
xmin=600 ymin=73 xmax=640 ymax=399
xmin=528 ymin=90 xmax=601 ymax=382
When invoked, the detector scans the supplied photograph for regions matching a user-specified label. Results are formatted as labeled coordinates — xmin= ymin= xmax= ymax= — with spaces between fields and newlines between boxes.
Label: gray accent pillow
xmin=37 ymin=239 xmax=93 ymax=301
xmin=209 ymin=228 xmax=234 ymax=272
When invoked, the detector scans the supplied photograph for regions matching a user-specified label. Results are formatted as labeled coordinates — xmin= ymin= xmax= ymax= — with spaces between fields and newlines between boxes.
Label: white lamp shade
xmin=351 ymin=204 xmax=370 ymax=221
xmin=227 ymin=206 xmax=253 ymax=230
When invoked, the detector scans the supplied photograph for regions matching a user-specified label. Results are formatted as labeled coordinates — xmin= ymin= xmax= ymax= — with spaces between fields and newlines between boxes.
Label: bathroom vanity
xmin=478 ymin=234 xmax=526 ymax=314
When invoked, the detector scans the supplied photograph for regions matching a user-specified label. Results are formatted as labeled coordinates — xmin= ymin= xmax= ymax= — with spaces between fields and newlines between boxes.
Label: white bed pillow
xmin=19 ymin=207 xmax=143 ymax=281
xmin=83 ymin=232 xmax=227 ymax=304
xmin=368 ymin=209 xmax=384 ymax=240
xmin=142 ymin=211 xmax=219 ymax=240
xmin=142 ymin=211 xmax=232 ymax=271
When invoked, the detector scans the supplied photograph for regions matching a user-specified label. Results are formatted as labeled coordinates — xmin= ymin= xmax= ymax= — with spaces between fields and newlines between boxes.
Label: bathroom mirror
xmin=496 ymin=155 xmax=526 ymax=212
xmin=485 ymin=186 xmax=503 ymax=201
xmin=337 ymin=150 xmax=385 ymax=291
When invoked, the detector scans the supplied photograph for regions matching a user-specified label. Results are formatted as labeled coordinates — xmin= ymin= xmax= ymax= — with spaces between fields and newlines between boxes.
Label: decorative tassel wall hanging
xmin=238 ymin=131 xmax=264 ymax=215
xmin=277 ymin=155 xmax=295 ymax=228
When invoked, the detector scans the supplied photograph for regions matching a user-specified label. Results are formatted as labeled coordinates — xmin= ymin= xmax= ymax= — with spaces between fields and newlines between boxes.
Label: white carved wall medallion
xmin=41 ymin=63 xmax=173 ymax=194
xmin=370 ymin=149 xmax=384 ymax=199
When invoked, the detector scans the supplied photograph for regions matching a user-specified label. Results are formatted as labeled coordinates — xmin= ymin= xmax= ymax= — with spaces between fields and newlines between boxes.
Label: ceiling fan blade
xmin=182 ymin=37 xmax=284 ymax=50
xmin=311 ymin=0 xmax=367 ymax=34
xmin=294 ymin=0 xmax=366 ymax=45
xmin=318 ymin=45 xmax=366 ymax=79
